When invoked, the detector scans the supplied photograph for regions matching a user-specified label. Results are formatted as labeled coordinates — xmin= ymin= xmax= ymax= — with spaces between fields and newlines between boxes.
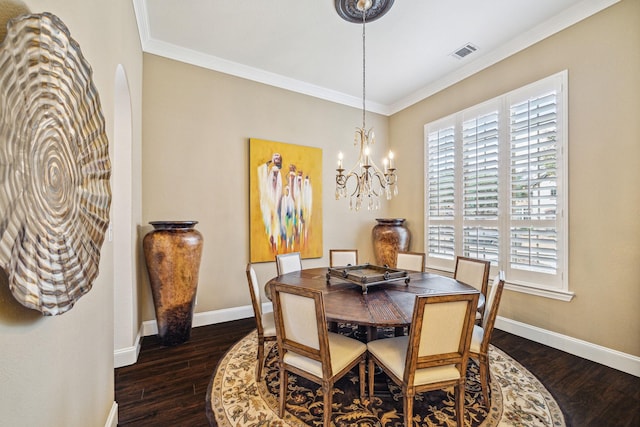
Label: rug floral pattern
xmin=208 ymin=330 xmax=565 ymax=426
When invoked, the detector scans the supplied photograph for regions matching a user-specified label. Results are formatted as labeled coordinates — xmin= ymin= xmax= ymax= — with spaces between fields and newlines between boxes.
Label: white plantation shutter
xmin=426 ymin=123 xmax=455 ymax=261
xmin=509 ymin=91 xmax=559 ymax=278
xmin=462 ymin=111 xmax=500 ymax=263
xmin=425 ymin=71 xmax=569 ymax=297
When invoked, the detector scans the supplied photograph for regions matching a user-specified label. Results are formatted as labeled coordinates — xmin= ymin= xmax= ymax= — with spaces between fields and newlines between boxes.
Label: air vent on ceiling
xmin=452 ymin=43 xmax=478 ymax=59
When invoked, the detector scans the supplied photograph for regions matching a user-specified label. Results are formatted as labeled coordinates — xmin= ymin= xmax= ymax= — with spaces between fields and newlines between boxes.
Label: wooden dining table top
xmin=266 ymin=267 xmax=482 ymax=329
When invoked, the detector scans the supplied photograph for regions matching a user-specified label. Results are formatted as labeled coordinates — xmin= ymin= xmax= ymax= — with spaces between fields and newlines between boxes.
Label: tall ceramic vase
xmin=372 ymin=218 xmax=411 ymax=268
xmin=143 ymin=221 xmax=203 ymax=346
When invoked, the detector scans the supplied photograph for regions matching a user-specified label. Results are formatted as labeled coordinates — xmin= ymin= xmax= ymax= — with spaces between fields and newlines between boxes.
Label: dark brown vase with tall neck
xmin=143 ymin=221 xmax=203 ymax=346
xmin=372 ymin=218 xmax=411 ymax=268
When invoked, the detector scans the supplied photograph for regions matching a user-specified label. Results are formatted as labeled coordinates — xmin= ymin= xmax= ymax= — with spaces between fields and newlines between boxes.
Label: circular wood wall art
xmin=0 ymin=13 xmax=111 ymax=315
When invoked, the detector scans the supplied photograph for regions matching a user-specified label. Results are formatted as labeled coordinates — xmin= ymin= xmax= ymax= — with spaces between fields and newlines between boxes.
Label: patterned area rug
xmin=208 ymin=329 xmax=565 ymax=426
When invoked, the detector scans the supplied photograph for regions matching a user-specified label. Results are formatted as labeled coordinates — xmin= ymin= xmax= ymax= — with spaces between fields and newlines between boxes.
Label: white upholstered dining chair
xmin=393 ymin=251 xmax=425 ymax=336
xmin=271 ymin=283 xmax=367 ymax=426
xmin=328 ymin=248 xmax=359 ymax=332
xmin=275 ymin=252 xmax=302 ymax=275
xmin=245 ymin=263 xmax=277 ymax=382
xmin=329 ymin=249 xmax=358 ymax=267
xmin=396 ymin=251 xmax=425 ymax=272
xmin=454 ymin=256 xmax=490 ymax=321
xmin=469 ymin=271 xmax=505 ymax=406
xmin=367 ymin=292 xmax=479 ymax=427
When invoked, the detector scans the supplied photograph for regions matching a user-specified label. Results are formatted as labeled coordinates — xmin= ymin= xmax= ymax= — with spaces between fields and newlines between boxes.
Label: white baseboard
xmin=142 ymin=304 xmax=260 ymax=336
xmin=495 ymin=316 xmax=640 ymax=377
xmin=105 ymin=401 xmax=118 ymax=427
xmin=192 ymin=304 xmax=257 ymax=328
xmin=114 ymin=327 xmax=143 ymax=368
xmin=136 ymin=305 xmax=639 ymax=378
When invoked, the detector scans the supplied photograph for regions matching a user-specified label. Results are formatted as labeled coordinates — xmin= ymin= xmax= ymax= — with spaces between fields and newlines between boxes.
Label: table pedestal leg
xmin=367 ymin=326 xmax=378 ymax=341
xmin=394 ymin=326 xmax=406 ymax=336
xmin=328 ymin=321 xmax=338 ymax=332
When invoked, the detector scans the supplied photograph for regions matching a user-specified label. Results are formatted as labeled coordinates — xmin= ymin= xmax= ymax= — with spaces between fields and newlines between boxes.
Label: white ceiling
xmin=133 ymin=0 xmax=617 ymax=115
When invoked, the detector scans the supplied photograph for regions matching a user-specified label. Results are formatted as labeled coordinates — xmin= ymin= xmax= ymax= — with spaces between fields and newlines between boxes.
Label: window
xmin=424 ymin=71 xmax=572 ymax=300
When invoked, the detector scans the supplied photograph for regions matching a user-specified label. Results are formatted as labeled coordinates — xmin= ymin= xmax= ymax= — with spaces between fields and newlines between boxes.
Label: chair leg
xmin=403 ymin=389 xmax=414 ymax=427
xmin=256 ymin=338 xmax=264 ymax=382
xmin=455 ymin=381 xmax=465 ymax=426
xmin=279 ymin=369 xmax=288 ymax=417
xmin=367 ymin=358 xmax=376 ymax=399
xmin=479 ymin=355 xmax=490 ymax=406
xmin=359 ymin=358 xmax=366 ymax=402
xmin=322 ymin=382 xmax=333 ymax=426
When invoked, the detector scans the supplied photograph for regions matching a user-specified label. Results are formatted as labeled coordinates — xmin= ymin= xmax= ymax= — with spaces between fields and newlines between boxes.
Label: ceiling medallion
xmin=335 ymin=0 xmax=395 ymax=23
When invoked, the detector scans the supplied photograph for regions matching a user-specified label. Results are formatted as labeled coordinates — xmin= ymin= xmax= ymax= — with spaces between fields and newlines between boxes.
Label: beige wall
xmin=2 ymin=1 xmax=633 ymax=425
xmin=0 ymin=0 xmax=143 ymax=425
xmin=389 ymin=0 xmax=639 ymax=356
xmin=141 ymin=1 xmax=639 ymax=359
xmin=141 ymin=54 xmax=390 ymax=320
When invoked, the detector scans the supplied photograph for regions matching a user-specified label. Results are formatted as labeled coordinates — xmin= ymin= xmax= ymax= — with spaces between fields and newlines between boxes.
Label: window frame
xmin=423 ymin=70 xmax=573 ymax=301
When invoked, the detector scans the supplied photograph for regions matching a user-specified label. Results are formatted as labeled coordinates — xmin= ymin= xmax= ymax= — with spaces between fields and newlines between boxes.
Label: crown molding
xmin=132 ymin=0 xmax=389 ymax=115
xmin=144 ymin=36 xmax=391 ymax=116
xmin=389 ymin=0 xmax=620 ymax=114
xmin=133 ymin=0 xmax=619 ymax=117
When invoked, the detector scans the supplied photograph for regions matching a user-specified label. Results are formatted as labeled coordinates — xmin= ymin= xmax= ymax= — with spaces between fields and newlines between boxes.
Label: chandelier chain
xmin=362 ymin=9 xmax=366 ymax=130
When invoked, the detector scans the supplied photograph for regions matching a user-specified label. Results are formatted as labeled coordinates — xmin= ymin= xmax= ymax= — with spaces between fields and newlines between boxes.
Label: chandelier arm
xmin=367 ymin=161 xmax=385 ymax=177
xmin=372 ymin=170 xmax=388 ymax=188
xmin=345 ymin=173 xmax=362 ymax=199
xmin=336 ymin=170 xmax=359 ymax=192
xmin=363 ymin=169 xmax=382 ymax=198
xmin=385 ymin=170 xmax=398 ymax=186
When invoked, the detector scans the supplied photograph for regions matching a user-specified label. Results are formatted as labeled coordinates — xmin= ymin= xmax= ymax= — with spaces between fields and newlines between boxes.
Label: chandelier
xmin=335 ymin=0 xmax=398 ymax=211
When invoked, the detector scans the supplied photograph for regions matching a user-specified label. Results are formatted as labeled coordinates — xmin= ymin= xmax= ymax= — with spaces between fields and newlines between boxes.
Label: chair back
xmin=271 ymin=283 xmax=332 ymax=376
xmin=454 ymin=256 xmax=490 ymax=295
xmin=480 ymin=271 xmax=505 ymax=349
xmin=276 ymin=252 xmax=302 ymax=275
xmin=246 ymin=264 xmax=263 ymax=317
xmin=396 ymin=251 xmax=425 ymax=272
xmin=329 ymin=249 xmax=358 ymax=267
xmin=404 ymin=292 xmax=478 ymax=383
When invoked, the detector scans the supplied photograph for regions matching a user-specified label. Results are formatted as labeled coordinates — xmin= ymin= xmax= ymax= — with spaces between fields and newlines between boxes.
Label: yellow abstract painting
xmin=249 ymin=138 xmax=323 ymax=262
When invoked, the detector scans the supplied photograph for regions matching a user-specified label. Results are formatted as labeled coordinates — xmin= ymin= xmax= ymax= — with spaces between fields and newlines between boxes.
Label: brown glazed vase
xmin=143 ymin=221 xmax=203 ymax=346
xmin=372 ymin=218 xmax=411 ymax=268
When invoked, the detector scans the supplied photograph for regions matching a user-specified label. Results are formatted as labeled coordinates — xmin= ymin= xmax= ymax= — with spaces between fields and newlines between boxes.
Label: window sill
xmin=425 ymin=267 xmax=575 ymax=302
xmin=505 ymin=281 xmax=575 ymax=302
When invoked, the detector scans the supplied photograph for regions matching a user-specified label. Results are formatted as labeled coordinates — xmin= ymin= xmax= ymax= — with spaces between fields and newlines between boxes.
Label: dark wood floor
xmin=115 ymin=318 xmax=640 ymax=427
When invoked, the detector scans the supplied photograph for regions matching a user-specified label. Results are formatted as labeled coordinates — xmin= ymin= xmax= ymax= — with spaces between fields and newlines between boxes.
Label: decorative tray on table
xmin=326 ymin=263 xmax=410 ymax=294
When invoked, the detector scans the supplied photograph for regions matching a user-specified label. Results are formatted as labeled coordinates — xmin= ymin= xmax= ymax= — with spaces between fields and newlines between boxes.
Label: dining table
xmin=266 ymin=266 xmax=483 ymax=341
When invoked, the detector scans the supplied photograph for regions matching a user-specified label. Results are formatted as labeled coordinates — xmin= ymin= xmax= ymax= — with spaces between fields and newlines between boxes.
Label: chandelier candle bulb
xmin=388 ymin=151 xmax=394 ymax=169
xmin=338 ymin=152 xmax=343 ymax=169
